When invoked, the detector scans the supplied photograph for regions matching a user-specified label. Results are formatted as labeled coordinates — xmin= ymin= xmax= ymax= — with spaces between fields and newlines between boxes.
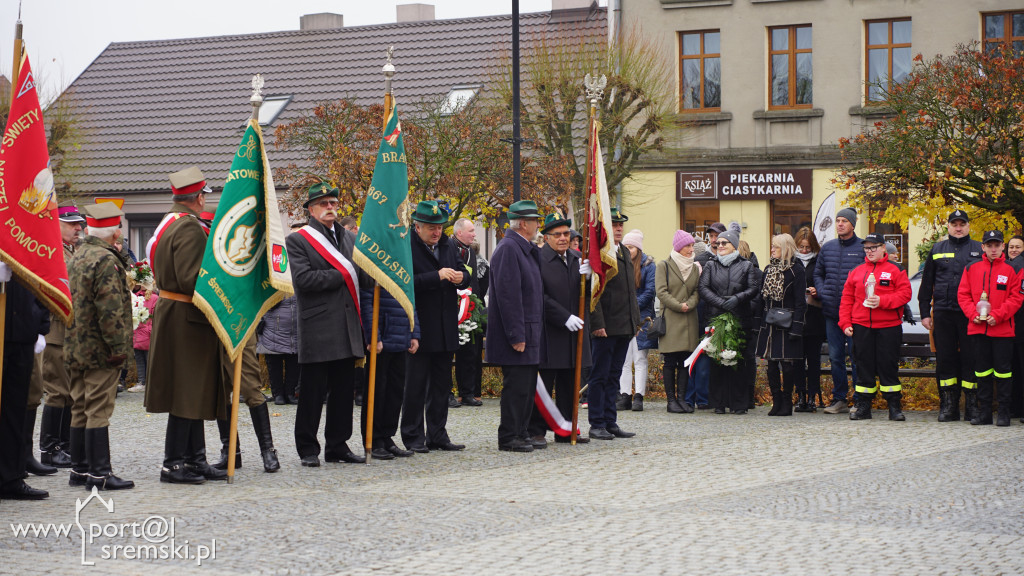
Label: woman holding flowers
xmin=131 ymin=279 xmax=157 ymax=393
xmin=698 ymin=229 xmax=761 ymax=414
xmin=754 ymin=234 xmax=806 ymax=416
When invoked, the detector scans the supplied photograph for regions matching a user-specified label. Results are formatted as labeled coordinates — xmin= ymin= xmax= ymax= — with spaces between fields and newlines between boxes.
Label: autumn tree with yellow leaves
xmin=835 ymin=43 xmax=1024 ymax=236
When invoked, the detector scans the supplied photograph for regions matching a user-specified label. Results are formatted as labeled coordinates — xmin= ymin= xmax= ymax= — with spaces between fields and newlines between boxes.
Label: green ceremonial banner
xmin=353 ymin=102 xmax=416 ymax=330
xmin=194 ymin=118 xmax=294 ymax=360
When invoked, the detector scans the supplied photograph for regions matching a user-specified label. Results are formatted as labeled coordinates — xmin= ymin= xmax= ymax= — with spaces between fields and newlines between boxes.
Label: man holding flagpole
xmin=287 ymin=183 xmax=366 ymax=467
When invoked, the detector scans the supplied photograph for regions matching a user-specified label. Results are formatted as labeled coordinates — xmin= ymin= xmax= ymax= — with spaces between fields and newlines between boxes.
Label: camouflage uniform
xmin=64 ymin=235 xmax=132 ymax=429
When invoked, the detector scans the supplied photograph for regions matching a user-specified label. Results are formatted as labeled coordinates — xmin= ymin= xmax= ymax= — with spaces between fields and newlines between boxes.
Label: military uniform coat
xmin=285 ymin=220 xmax=365 ymax=364
xmin=44 ymin=243 xmax=74 ymax=346
xmin=539 ymin=243 xmax=591 ymax=370
xmin=145 ymin=205 xmax=225 ymax=421
xmin=64 ymin=236 xmax=132 ymax=370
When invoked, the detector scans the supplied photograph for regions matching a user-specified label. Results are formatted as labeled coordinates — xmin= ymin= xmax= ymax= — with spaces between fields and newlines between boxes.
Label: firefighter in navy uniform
xmin=918 ymin=210 xmax=983 ymax=421
xmin=957 ymin=231 xmax=1024 ymax=426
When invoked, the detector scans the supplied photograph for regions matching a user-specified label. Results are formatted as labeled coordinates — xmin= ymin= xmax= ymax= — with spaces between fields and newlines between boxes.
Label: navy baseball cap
xmin=948 ymin=210 xmax=969 ymax=223
xmin=862 ymin=233 xmax=885 ymax=245
xmin=982 ymin=230 xmax=1004 ymax=244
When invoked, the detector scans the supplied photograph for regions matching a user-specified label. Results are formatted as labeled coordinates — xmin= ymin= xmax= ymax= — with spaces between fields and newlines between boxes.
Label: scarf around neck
xmin=717 ymin=250 xmax=739 ymax=267
xmin=761 ymin=257 xmax=792 ymax=302
xmin=670 ymin=251 xmax=696 ymax=282
xmin=795 ymin=251 xmax=815 ymax=266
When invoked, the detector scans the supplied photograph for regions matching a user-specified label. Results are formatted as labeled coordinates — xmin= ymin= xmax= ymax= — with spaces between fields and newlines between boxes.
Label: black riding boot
xmin=68 ymin=426 xmax=88 ymax=486
xmin=665 ymin=368 xmax=683 ymax=413
xmin=24 ymin=409 xmax=56 ymax=476
xmin=40 ymin=405 xmax=71 ymax=467
xmin=767 ymin=382 xmax=782 ymax=416
xmin=160 ymin=415 xmax=206 ymax=484
xmin=213 ymin=414 xmax=241 ymax=471
xmin=84 ymin=427 xmax=134 ymax=490
xmin=250 ymin=403 xmax=281 ymax=472
xmin=963 ymin=389 xmax=978 ymax=422
xmin=186 ymin=419 xmax=227 ymax=480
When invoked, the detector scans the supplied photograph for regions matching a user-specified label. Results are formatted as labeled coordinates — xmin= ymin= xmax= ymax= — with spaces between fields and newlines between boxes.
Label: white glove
xmin=564 ymin=314 xmax=585 ymax=332
xmin=579 ymin=259 xmax=592 ymax=278
xmin=0 ymin=261 xmax=11 ymax=283
xmin=34 ymin=334 xmax=46 ymax=354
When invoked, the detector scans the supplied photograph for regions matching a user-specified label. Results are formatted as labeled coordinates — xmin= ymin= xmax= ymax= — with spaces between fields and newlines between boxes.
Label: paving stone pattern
xmin=3 ymin=394 xmax=1023 ymax=575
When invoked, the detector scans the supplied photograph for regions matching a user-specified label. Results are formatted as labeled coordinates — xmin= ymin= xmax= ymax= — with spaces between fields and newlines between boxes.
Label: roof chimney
xmin=397 ymin=3 xmax=435 ymax=23
xmin=300 ymin=13 xmax=344 ymax=31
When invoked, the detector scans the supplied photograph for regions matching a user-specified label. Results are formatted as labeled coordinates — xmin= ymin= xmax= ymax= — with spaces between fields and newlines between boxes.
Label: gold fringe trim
xmin=352 ymin=250 xmax=416 ymax=332
xmin=193 ymin=290 xmax=286 ymax=363
xmin=0 ymin=252 xmax=73 ymax=326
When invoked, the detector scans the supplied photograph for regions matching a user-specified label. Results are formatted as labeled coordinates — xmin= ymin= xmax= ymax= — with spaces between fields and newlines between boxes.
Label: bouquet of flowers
xmin=131 ymin=292 xmax=151 ymax=330
xmin=127 ymin=260 xmax=153 ymax=289
xmin=704 ymin=312 xmax=746 ymax=368
xmin=456 ymin=288 xmax=487 ymax=346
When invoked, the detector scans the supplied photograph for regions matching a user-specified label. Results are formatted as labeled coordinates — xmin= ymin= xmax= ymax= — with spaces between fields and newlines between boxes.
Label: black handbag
xmin=764 ymin=308 xmax=793 ymax=329
xmin=645 ymin=264 xmax=669 ymax=339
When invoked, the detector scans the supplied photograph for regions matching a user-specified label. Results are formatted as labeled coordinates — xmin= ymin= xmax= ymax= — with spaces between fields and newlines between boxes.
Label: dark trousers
xmin=498 ymin=365 xmax=538 ymax=445
xmin=360 ymin=351 xmax=405 ymax=448
xmin=294 ymin=358 xmax=355 ymax=459
xmin=401 ymin=350 xmax=454 ymax=449
xmin=852 ymin=325 xmax=902 ymax=398
xmin=796 ymin=332 xmax=825 ymax=397
xmin=825 ymin=318 xmax=858 ymax=402
xmin=685 ymin=353 xmax=710 ymax=406
xmin=266 ymin=353 xmax=299 ymax=399
xmin=662 ymin=351 xmax=691 ymax=402
xmin=744 ymin=330 xmax=758 ymax=407
xmin=933 ymin=309 xmax=975 ymax=391
xmin=528 ymin=368 xmax=575 ymax=437
xmin=455 ymin=339 xmax=483 ymax=400
xmin=972 ymin=335 xmax=1014 ymax=416
xmin=710 ymin=359 xmax=748 ymax=412
xmin=587 ymin=335 xmax=631 ymax=429
xmin=134 ymin=349 xmax=149 ymax=387
xmin=0 ymin=343 xmax=32 ymax=487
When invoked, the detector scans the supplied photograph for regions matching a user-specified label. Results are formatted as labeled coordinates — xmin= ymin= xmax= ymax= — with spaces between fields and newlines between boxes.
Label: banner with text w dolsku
xmin=193 ymin=118 xmax=293 ymax=361
xmin=353 ymin=102 xmax=415 ymax=329
xmin=0 ymin=51 xmax=72 ymax=324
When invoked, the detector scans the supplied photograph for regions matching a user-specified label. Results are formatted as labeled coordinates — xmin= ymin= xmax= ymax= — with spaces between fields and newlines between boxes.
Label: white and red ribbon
xmin=534 ymin=375 xmax=580 ymax=437
xmin=684 ymin=327 xmax=715 ymax=377
xmin=457 ymin=288 xmax=473 ymax=324
xmin=297 ymin=225 xmax=361 ymax=320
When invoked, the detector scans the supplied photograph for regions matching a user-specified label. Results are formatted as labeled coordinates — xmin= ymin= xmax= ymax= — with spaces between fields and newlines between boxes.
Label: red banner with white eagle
xmin=0 ymin=52 xmax=72 ymax=324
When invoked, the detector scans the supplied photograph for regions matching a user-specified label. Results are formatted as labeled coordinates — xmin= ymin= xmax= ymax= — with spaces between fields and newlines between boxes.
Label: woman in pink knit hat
xmin=618 ymin=229 xmax=657 ymax=411
xmin=656 ymin=230 xmax=703 ymax=412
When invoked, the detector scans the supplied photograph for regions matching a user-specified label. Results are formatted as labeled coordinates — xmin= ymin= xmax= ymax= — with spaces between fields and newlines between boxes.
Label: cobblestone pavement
xmin=3 ymin=393 xmax=1024 ymax=575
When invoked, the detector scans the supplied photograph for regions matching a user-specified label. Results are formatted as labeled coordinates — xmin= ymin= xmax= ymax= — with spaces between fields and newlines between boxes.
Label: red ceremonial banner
xmin=0 ymin=52 xmax=72 ymax=323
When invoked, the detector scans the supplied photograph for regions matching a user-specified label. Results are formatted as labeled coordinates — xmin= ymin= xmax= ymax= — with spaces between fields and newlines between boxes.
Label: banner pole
xmin=364 ymin=285 xmax=381 ymax=463
xmin=227 ymin=352 xmax=242 ymax=483
xmin=571 ymin=88 xmax=598 ymax=445
xmin=0 ymin=20 xmax=23 ymax=418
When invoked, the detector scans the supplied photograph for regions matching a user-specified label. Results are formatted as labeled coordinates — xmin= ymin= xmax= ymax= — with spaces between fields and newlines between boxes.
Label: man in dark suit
xmin=486 ymin=201 xmax=546 ymax=452
xmin=587 ymin=208 xmax=641 ymax=440
xmin=286 ymin=183 xmax=366 ymax=467
xmin=527 ymin=213 xmax=592 ymax=446
xmin=400 ymin=201 xmax=470 ymax=453
xmin=452 ymin=218 xmax=484 ymax=407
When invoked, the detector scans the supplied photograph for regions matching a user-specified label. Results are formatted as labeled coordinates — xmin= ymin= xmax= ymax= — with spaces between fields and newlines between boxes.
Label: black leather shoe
xmin=286 ymin=394 xmax=299 ymax=405
xmin=386 ymin=444 xmax=414 ymax=457
xmin=160 ymin=465 xmax=207 ymax=484
xmin=426 ymin=440 xmax=466 ymax=451
xmin=407 ymin=444 xmax=430 ymax=454
xmin=732 ymin=409 xmax=748 ymax=415
xmin=274 ymin=395 xmax=287 ymax=405
xmin=713 ymin=407 xmax=726 ymax=414
xmin=527 ymin=435 xmax=548 ymax=449
xmin=86 ymin=474 xmax=135 ymax=491
xmin=554 ymin=435 xmax=590 ymax=444
xmin=589 ymin=428 xmax=615 ymax=440
xmin=41 ymin=448 xmax=72 ymax=468
xmin=498 ymin=438 xmax=534 ymax=452
xmin=448 ymin=395 xmax=462 ymax=408
xmin=606 ymin=424 xmax=636 ymax=438
xmin=26 ymin=455 xmax=57 ymax=476
xmin=325 ymin=447 xmax=365 ymax=464
xmin=69 ymin=470 xmax=89 ymax=487
xmin=461 ymin=397 xmax=483 ymax=406
xmin=0 ymin=481 xmax=49 ymax=500
xmin=370 ymin=447 xmax=396 ymax=460
xmin=300 ymin=455 xmax=320 ymax=467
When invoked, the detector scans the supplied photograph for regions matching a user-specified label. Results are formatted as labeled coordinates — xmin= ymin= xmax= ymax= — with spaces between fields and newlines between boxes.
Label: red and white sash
xmin=296 ymin=225 xmax=361 ymax=319
xmin=534 ymin=375 xmax=580 ymax=437
xmin=146 ymin=212 xmax=209 ymax=268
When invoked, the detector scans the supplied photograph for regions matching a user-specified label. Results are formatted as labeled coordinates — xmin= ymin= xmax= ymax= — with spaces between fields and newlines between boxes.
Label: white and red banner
xmin=533 ymin=375 xmax=580 ymax=438
xmin=585 ymin=121 xmax=617 ymax=310
xmin=0 ymin=52 xmax=72 ymax=323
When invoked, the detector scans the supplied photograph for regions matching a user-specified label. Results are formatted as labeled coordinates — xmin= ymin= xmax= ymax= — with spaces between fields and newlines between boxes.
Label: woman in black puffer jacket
xmin=793 ymin=226 xmax=827 ymax=411
xmin=698 ymin=229 xmax=761 ymax=414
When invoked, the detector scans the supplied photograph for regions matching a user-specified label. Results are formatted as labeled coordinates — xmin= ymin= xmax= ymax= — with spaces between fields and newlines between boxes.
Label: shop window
xmin=983 ymin=10 xmax=1024 ymax=54
xmin=679 ymin=30 xmax=721 ymax=111
xmin=870 ymin=221 xmax=907 ymax=267
xmin=680 ymin=200 xmax=720 ymax=243
xmin=865 ymin=18 xmax=911 ymax=103
xmin=768 ymin=24 xmax=812 ymax=109
xmin=770 ymin=199 xmax=813 ymax=239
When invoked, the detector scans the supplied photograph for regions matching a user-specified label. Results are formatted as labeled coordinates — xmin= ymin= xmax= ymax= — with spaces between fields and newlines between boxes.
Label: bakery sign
xmin=678 ymin=169 xmax=812 ymax=200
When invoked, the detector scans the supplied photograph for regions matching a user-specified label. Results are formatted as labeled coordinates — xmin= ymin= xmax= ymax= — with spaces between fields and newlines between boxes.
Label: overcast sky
xmin=1 ymin=0 xmax=592 ymax=99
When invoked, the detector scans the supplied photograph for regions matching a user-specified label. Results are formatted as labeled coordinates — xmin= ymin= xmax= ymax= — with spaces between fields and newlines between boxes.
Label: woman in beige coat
xmin=656 ymin=230 xmax=702 ymax=413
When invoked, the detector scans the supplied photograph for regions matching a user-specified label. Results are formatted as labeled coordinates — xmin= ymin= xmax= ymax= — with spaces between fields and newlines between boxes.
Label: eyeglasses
xmin=863 ymin=245 xmax=883 ymax=252
xmin=714 ymin=241 xmax=731 ymax=247
xmin=547 ymin=231 xmax=571 ymax=238
xmin=315 ymin=199 xmax=340 ymax=208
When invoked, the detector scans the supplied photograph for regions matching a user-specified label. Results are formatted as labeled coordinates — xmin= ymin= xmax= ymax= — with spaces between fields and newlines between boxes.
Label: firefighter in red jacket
xmin=839 ymin=233 xmax=913 ymax=421
xmin=957 ymin=230 xmax=1024 ymax=426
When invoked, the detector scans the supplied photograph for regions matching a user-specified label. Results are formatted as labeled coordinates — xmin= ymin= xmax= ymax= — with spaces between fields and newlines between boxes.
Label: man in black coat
xmin=0 ymin=265 xmax=52 ymax=500
xmin=527 ymin=213 xmax=592 ymax=446
xmin=587 ymin=208 xmax=641 ymax=440
xmin=401 ymin=201 xmax=470 ymax=453
xmin=452 ymin=218 xmax=483 ymax=407
xmin=286 ymin=184 xmax=367 ymax=467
